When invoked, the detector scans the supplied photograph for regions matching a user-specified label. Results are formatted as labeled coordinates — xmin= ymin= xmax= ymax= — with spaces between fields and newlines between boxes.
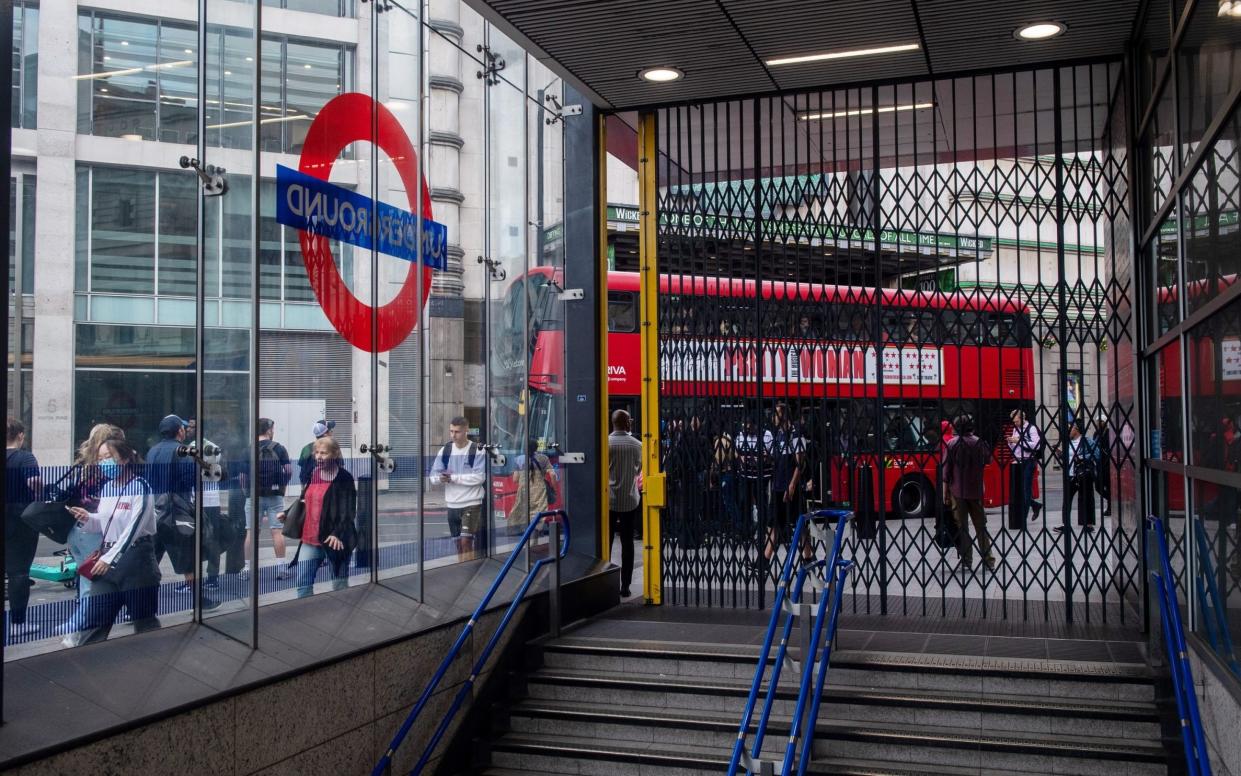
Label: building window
xmin=9 ymin=174 xmax=35 ymax=294
xmin=77 ymin=11 xmax=352 ymax=151
xmin=11 ymin=0 xmax=38 ymax=129
xmin=263 ymin=0 xmax=353 ymax=18
xmin=465 ymin=300 xmax=484 ymax=363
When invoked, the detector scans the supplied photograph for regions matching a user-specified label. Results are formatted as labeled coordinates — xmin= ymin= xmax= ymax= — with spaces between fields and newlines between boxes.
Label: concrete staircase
xmin=462 ymin=613 xmax=1174 ymax=775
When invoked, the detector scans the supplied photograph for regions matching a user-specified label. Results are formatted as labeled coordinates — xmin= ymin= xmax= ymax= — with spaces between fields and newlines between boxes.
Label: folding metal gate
xmin=638 ymin=63 xmax=1141 ymax=622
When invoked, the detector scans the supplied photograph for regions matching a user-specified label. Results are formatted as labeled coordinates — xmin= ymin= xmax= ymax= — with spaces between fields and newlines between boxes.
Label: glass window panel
xmin=1178 ymin=1 xmax=1241 ymax=162
xmin=89 ymin=167 xmax=156 ymax=294
xmin=11 ymin=4 xmax=22 ymax=129
xmin=21 ymin=175 xmax=35 ymax=293
xmin=283 ymin=40 xmax=343 ymax=155
xmin=1188 ymin=295 xmax=1241 ymax=469
xmin=1145 ymin=84 xmax=1176 ymax=221
xmin=21 ymin=5 xmax=36 ymax=128
xmin=1181 ymin=106 xmax=1241 ymax=319
xmin=1188 ymin=476 xmax=1241 ymax=683
xmin=86 ymin=15 xmax=159 ymax=140
xmin=210 ymin=28 xmax=256 ymax=151
xmin=1150 ymin=339 xmax=1184 ymax=464
xmin=259 ymin=37 xmax=282 ymax=153
xmin=1152 ymin=209 xmax=1179 ymax=338
xmin=157 ymin=22 xmax=198 ymax=145
xmin=259 ymin=179 xmax=281 ymax=300
xmin=221 ymin=175 xmax=251 ymax=298
xmin=157 ymin=170 xmax=198 ymax=297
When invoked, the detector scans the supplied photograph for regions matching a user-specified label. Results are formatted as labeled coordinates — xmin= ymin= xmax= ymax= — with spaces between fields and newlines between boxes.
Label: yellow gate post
xmin=638 ymin=111 xmax=663 ymax=605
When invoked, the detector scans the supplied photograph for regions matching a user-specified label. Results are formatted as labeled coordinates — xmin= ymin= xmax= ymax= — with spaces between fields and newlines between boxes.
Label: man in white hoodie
xmin=430 ymin=416 xmax=487 ymax=562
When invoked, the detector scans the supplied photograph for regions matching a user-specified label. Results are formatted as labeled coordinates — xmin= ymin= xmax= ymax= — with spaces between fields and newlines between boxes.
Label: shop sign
xmin=276 ymin=92 xmax=447 ymax=353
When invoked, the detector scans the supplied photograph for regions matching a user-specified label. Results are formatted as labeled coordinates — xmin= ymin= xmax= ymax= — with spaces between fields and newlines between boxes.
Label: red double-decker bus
xmin=494 ymin=266 xmax=1038 ymax=521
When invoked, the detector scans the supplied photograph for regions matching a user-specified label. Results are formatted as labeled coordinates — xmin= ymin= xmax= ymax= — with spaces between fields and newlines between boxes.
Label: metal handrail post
xmin=797 ymin=560 xmax=853 ymax=776
xmin=550 ymin=519 xmax=562 ymax=638
xmin=373 ymin=509 xmax=569 ymax=776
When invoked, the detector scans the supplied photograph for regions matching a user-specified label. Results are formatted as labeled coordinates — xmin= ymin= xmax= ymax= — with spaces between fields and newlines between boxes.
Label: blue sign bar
xmin=275 ymin=164 xmax=447 ymax=270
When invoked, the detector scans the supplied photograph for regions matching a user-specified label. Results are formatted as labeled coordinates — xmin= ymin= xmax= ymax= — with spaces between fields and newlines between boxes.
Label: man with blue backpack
xmin=430 ymin=417 xmax=487 ymax=562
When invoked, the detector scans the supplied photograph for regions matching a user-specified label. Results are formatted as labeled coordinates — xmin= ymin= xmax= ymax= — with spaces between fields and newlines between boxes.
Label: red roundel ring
xmin=297 ymin=92 xmax=435 ymax=353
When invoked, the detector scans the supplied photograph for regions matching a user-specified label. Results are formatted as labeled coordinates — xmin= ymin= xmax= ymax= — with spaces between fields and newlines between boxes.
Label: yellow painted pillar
xmin=638 ymin=111 xmax=663 ymax=605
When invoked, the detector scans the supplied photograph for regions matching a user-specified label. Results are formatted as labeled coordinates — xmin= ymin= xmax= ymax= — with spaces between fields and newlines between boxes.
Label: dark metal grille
xmin=645 ymin=63 xmax=1140 ymax=623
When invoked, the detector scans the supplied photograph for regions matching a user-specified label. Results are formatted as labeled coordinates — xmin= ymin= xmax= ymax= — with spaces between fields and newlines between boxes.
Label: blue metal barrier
xmin=726 ymin=508 xmax=850 ymax=776
xmin=1147 ymin=515 xmax=1212 ymax=776
xmin=372 ymin=509 xmax=570 ymax=776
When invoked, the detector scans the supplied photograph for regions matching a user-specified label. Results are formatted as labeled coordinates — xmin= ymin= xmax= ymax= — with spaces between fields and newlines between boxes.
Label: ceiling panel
xmin=471 ymin=0 xmax=1141 ymax=109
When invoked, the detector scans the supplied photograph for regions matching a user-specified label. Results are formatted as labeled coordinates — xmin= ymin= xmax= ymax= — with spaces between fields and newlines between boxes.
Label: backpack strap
xmin=440 ymin=443 xmax=451 ymax=470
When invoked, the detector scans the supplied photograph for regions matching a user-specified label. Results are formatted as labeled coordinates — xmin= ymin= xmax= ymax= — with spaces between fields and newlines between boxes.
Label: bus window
xmin=608 ymin=291 xmax=637 ymax=333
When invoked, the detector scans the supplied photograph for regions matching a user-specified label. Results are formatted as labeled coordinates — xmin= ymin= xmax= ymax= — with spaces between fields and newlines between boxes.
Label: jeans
xmin=61 ymin=525 xmax=104 ymax=634
xmin=610 ymin=507 xmax=638 ymax=589
xmin=4 ymin=523 xmax=39 ymax=625
xmin=1017 ymin=458 xmax=1038 ymax=521
xmin=77 ymin=537 xmax=161 ymax=646
xmin=295 ymin=542 xmax=348 ymax=598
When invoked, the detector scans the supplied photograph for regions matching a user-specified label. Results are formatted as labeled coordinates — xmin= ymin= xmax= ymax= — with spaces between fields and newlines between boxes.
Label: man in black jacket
xmin=149 ymin=414 xmax=218 ymax=609
xmin=943 ymin=415 xmax=996 ymax=574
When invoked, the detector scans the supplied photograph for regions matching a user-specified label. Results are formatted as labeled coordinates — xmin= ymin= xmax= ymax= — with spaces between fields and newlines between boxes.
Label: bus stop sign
xmin=276 ymin=92 xmax=446 ymax=353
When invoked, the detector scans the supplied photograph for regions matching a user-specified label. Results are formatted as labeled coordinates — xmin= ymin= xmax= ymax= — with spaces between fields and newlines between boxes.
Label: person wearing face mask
xmin=279 ymin=436 xmax=357 ymax=598
xmin=67 ymin=439 xmax=161 ymax=645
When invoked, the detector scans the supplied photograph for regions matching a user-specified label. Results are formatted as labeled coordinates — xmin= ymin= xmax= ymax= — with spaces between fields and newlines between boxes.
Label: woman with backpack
xmin=510 ymin=438 xmax=555 ymax=535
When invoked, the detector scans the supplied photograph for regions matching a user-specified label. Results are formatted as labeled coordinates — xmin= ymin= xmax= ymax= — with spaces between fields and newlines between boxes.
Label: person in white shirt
xmin=1006 ymin=409 xmax=1043 ymax=524
xmin=430 ymin=416 xmax=487 ymax=562
xmin=67 ymin=438 xmax=161 ymax=645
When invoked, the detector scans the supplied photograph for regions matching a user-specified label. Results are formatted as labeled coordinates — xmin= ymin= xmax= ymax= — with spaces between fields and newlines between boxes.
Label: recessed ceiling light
xmin=304 ymin=64 xmax=312 ymax=69
xmin=639 ymin=66 xmax=683 ymax=83
xmin=766 ymin=42 xmax=920 ymax=67
xmin=120 ymin=133 xmax=142 ymax=141
xmin=1015 ymin=21 xmax=1066 ymax=40
xmin=120 ymin=40 xmax=129 ymax=46
xmin=799 ymin=102 xmax=934 ymax=121
xmin=1220 ymin=1 xmax=1241 ymax=16
xmin=184 ymin=48 xmax=193 ymax=54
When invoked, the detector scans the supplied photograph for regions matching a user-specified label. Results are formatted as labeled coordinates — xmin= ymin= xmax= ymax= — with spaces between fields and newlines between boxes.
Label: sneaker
xmin=275 ymin=568 xmax=291 ymax=581
xmin=1031 ymin=501 xmax=1043 ymax=520
xmin=8 ymin=622 xmax=40 ymax=639
xmin=238 ymin=565 xmax=251 ymax=581
xmin=201 ymin=596 xmax=222 ymax=612
xmin=983 ymin=557 xmax=997 ymax=572
xmin=203 ymin=578 xmax=220 ymax=591
xmin=174 ymin=582 xmax=192 ymax=594
xmin=620 ymin=586 xmax=632 ymax=597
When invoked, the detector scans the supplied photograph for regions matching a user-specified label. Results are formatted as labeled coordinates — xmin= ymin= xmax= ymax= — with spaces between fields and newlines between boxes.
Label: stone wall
xmin=9 ymin=603 xmax=529 ymax=776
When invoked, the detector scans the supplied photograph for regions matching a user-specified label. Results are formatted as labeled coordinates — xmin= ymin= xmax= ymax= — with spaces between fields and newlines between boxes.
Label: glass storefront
xmin=5 ymin=0 xmax=571 ymax=658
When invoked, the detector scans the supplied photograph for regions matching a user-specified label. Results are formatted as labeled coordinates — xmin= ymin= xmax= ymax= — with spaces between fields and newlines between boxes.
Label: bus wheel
xmin=892 ymin=475 xmax=934 ymax=520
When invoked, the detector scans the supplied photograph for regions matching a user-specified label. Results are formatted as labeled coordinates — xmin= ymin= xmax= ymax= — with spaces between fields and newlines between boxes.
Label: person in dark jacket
xmin=942 ymin=414 xmax=995 ymax=573
xmin=281 ymin=435 xmax=357 ymax=598
xmin=147 ymin=414 xmax=217 ymax=608
xmin=1054 ymin=420 xmax=1100 ymax=533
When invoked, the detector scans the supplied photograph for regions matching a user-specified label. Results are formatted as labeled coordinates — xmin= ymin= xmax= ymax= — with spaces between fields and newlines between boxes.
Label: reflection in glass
xmin=11 ymin=0 xmax=38 ymax=129
xmin=1189 ymin=479 xmax=1241 ymax=681
xmin=1151 ymin=340 xmax=1184 ymax=463
xmin=1181 ymin=111 xmax=1241 ymax=318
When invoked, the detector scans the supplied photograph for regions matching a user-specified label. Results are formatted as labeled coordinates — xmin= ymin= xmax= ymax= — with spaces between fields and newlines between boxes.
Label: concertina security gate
xmin=640 ymin=63 xmax=1142 ymax=622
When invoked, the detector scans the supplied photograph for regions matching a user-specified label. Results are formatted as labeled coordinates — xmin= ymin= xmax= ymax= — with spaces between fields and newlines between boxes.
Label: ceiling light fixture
xmin=1220 ymin=1 xmax=1241 ymax=16
xmin=1015 ymin=21 xmax=1066 ymax=40
xmin=638 ymin=66 xmax=684 ymax=83
xmin=799 ymin=101 xmax=934 ymax=121
xmin=766 ymin=42 xmax=920 ymax=67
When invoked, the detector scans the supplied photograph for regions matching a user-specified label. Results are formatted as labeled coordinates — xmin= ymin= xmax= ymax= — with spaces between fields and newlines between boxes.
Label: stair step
xmin=541 ymin=638 xmax=1156 ymax=701
xmin=489 ymin=731 xmax=1151 ymax=776
xmin=507 ymin=699 xmax=1167 ymax=766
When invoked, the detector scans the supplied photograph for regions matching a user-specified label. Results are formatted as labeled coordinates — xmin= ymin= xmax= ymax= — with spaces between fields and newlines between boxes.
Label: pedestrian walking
xmin=5 ymin=418 xmax=42 ymax=640
xmin=942 ymin=415 xmax=996 ymax=574
xmin=68 ymin=438 xmax=161 ymax=645
xmin=430 ymin=416 xmax=487 ymax=562
xmin=608 ymin=410 xmax=642 ymax=598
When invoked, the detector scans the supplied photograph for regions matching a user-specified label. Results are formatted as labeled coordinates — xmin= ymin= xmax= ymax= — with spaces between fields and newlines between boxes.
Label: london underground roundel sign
xmin=275 ymin=92 xmax=448 ymax=353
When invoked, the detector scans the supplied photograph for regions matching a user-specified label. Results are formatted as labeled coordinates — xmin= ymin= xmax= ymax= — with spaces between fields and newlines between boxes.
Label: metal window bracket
xmin=476 ymin=44 xmax=506 ymax=85
xmin=179 ymin=156 xmax=227 ymax=197
xmin=482 ymin=444 xmax=507 ymax=468
xmin=558 ymin=452 xmax=585 ymax=464
xmin=477 ymin=255 xmax=506 ymax=280
xmin=557 ymin=288 xmax=584 ymax=301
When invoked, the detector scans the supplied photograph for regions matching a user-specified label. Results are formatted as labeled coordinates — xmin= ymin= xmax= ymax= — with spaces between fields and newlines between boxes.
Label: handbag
xmin=281 ymin=499 xmax=306 ymax=540
xmin=77 ymin=491 xmax=125 ymax=581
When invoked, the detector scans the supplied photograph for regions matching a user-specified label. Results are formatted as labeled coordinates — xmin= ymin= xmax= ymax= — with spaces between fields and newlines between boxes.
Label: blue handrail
xmin=1147 ymin=515 xmax=1212 ymax=776
xmin=726 ymin=508 xmax=850 ymax=776
xmin=794 ymin=558 xmax=852 ymax=776
xmin=372 ymin=509 xmax=570 ymax=776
